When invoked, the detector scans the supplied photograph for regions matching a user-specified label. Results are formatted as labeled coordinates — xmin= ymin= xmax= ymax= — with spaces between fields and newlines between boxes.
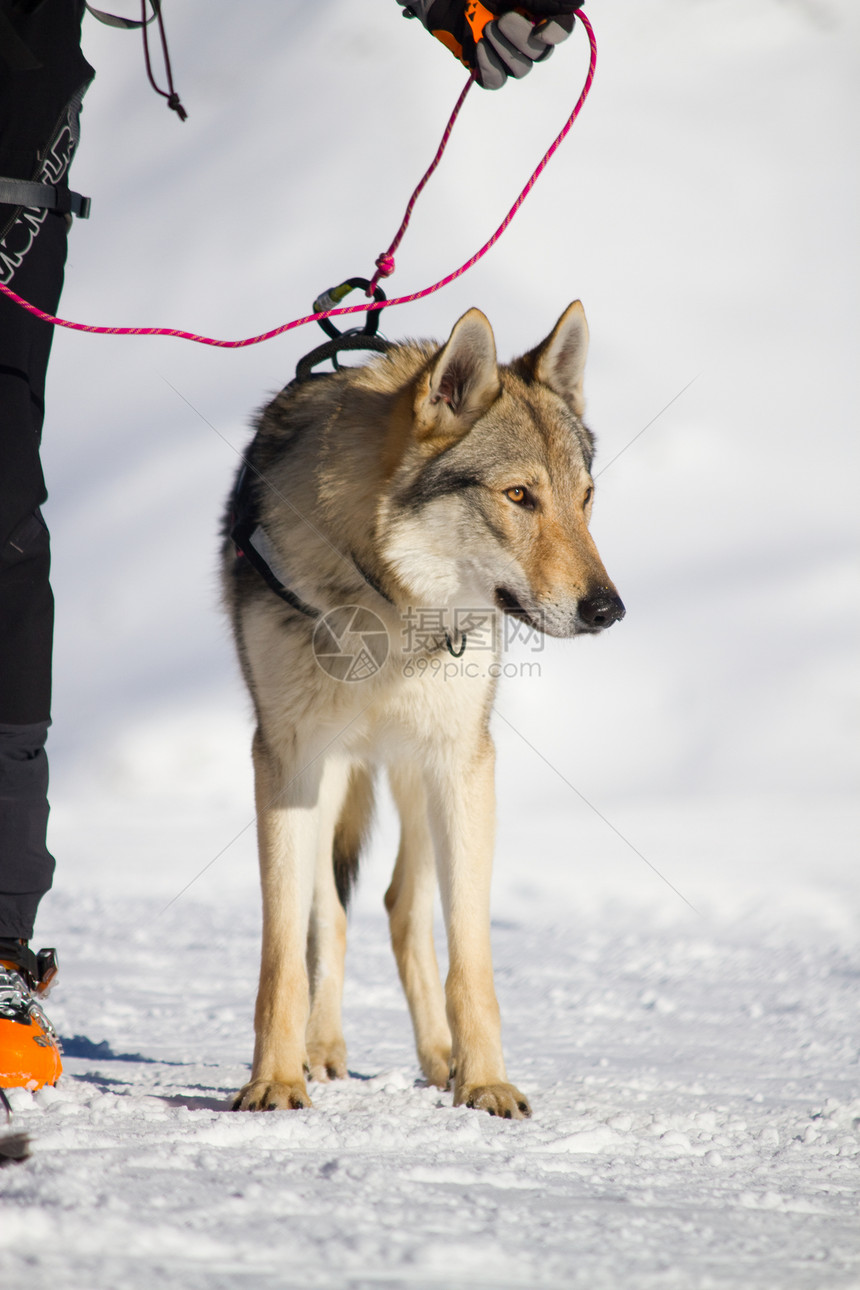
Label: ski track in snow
xmin=3 ymin=897 xmax=859 ymax=1289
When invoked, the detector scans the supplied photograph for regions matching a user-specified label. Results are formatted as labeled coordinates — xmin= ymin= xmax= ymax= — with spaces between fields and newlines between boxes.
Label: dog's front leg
xmin=233 ymin=730 xmax=319 ymax=1111
xmin=428 ymin=734 xmax=531 ymax=1119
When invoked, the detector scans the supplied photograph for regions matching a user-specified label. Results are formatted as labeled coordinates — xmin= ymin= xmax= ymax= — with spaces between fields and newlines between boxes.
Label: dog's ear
xmin=414 ymin=308 xmax=500 ymax=442
xmin=519 ymin=301 xmax=589 ymax=416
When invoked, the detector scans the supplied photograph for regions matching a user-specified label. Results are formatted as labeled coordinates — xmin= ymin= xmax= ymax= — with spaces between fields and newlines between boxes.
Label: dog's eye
xmin=583 ymin=486 xmax=593 ymax=508
xmin=505 ymin=486 xmax=528 ymax=506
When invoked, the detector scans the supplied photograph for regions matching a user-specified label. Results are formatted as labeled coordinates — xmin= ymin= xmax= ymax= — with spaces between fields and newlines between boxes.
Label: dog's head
xmin=382 ymin=304 xmax=624 ymax=638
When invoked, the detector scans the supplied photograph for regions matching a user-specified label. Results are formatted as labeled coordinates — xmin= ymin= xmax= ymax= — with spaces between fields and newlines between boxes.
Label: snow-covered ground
xmin=3 ymin=897 xmax=859 ymax=1289
xmin=2 ymin=1 xmax=859 ymax=1286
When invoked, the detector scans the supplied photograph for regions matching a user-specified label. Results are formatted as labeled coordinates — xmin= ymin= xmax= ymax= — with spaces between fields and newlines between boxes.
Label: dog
xmin=221 ymin=302 xmax=624 ymax=1118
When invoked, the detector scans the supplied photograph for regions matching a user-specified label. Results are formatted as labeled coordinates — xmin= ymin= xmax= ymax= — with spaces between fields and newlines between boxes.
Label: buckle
xmin=35 ymin=949 xmax=59 ymax=995
xmin=0 ymin=941 xmax=58 ymax=994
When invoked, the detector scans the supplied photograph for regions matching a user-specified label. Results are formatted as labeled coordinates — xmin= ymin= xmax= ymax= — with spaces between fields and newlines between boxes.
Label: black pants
xmin=0 ymin=209 xmax=67 ymax=939
xmin=0 ymin=0 xmax=92 ymax=940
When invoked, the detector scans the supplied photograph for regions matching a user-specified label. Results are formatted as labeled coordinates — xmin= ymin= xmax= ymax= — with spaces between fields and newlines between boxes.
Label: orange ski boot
xmin=0 ymin=943 xmax=62 ymax=1091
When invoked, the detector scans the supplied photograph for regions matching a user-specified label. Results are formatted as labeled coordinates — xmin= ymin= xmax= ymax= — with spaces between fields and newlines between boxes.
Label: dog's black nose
xmin=579 ymin=591 xmax=626 ymax=630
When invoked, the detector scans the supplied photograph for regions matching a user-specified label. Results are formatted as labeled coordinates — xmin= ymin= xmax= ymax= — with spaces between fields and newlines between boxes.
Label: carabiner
xmin=312 ymin=277 xmax=387 ymax=341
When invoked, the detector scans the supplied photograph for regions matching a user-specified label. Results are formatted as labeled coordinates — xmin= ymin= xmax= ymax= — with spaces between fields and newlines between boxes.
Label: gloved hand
xmin=398 ymin=1 xmax=584 ymax=90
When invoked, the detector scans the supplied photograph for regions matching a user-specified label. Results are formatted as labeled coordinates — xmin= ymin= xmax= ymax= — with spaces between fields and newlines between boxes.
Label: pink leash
xmin=0 ymin=12 xmax=596 ymax=347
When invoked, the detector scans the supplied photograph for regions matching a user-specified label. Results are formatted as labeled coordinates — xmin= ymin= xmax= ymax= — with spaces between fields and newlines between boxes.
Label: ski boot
xmin=0 ymin=942 xmax=62 ymax=1090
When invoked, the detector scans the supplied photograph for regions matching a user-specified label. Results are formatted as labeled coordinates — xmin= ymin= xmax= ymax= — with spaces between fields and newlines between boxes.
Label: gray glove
xmin=479 ymin=11 xmax=576 ymax=90
xmin=398 ymin=1 xmax=580 ymax=91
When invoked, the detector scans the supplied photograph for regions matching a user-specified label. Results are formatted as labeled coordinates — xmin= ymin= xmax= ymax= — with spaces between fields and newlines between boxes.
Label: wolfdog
xmin=221 ymin=302 xmax=624 ymax=1118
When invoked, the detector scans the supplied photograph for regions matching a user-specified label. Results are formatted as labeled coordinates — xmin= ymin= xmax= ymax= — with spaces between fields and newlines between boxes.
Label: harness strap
xmin=230 ymin=465 xmax=320 ymax=619
xmin=232 ymin=518 xmax=321 ymax=619
xmin=84 ymin=0 xmax=187 ymax=121
xmin=231 ymin=461 xmax=468 ymax=655
xmin=84 ymin=1 xmax=159 ymax=30
xmin=0 ymin=178 xmax=91 ymax=219
xmin=295 ymin=333 xmax=391 ymax=383
xmin=351 ymin=554 xmax=394 ymax=608
xmin=230 ymin=457 xmax=396 ymax=620
xmin=229 ymin=331 xmax=424 ymax=622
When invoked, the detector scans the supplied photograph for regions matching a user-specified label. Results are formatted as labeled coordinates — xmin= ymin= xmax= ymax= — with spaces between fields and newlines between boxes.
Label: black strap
xmin=295 ymin=334 xmax=391 ymax=384
xmin=229 ymin=465 xmax=320 ymax=619
xmin=231 ymin=324 xmax=401 ymax=617
xmin=0 ymin=177 xmax=91 ymax=218
xmin=352 ymin=553 xmax=395 ymax=608
xmin=85 ymin=0 xmax=187 ymax=121
xmin=84 ymin=0 xmax=158 ymax=29
xmin=229 ymin=458 xmax=397 ymax=618
xmin=232 ymin=518 xmax=321 ymax=619
xmin=0 ymin=940 xmax=57 ymax=991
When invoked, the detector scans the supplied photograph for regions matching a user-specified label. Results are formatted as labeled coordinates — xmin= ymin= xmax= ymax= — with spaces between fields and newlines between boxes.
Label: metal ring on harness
xmin=312 ymin=278 xmax=387 ymax=341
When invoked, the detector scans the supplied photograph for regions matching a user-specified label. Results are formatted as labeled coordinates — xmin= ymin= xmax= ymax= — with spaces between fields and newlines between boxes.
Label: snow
xmin=2 ymin=0 xmax=859 ymax=1286
xmin=4 ymin=902 xmax=860 ymax=1287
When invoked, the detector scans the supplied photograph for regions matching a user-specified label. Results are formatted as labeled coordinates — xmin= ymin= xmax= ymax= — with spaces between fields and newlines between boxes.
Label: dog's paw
xmin=232 ymin=1079 xmax=312 ymax=1112
xmin=455 ymin=1083 xmax=531 ymax=1120
xmin=419 ymin=1044 xmax=453 ymax=1089
xmin=306 ymin=1038 xmax=348 ymax=1083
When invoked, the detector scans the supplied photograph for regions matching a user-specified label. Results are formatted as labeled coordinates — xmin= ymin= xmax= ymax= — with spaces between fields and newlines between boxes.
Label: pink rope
xmin=0 ymin=12 xmax=596 ymax=348
xmin=367 ymin=73 xmax=475 ymax=296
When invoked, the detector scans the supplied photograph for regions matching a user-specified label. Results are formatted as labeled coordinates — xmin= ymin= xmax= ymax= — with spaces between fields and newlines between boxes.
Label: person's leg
xmin=0 ymin=209 xmax=67 ymax=942
xmin=0 ymin=1 xmax=94 ymax=1095
xmin=0 ymin=723 xmax=53 ymax=941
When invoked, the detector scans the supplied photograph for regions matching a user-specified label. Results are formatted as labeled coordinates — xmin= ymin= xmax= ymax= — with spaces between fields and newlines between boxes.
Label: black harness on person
xmin=0 ymin=177 xmax=91 ymax=219
xmin=0 ymin=1 xmax=184 ymax=228
xmin=228 ymin=280 xmax=395 ymax=619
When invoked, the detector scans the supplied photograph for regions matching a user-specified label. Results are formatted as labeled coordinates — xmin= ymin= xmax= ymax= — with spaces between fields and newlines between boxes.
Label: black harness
xmin=228 ymin=280 xmax=468 ymax=659
xmin=228 ymin=279 xmax=394 ymax=620
xmin=0 ymin=177 xmax=91 ymax=219
xmin=229 ymin=462 xmax=323 ymax=620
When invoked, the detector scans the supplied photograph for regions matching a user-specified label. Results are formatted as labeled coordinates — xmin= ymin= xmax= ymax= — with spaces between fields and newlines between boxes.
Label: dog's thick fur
xmin=221 ymin=303 xmax=623 ymax=1118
